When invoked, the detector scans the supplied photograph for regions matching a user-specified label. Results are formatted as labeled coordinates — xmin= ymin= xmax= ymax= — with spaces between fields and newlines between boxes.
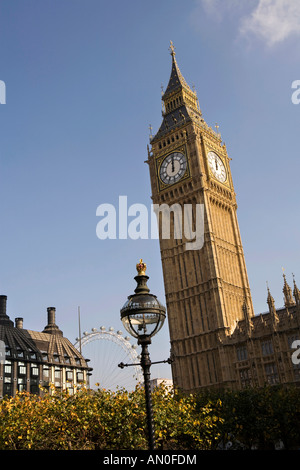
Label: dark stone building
xmin=0 ymin=294 xmax=91 ymax=397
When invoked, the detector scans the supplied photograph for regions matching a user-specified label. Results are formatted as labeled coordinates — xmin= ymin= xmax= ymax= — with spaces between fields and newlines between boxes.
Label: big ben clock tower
xmin=147 ymin=42 xmax=254 ymax=391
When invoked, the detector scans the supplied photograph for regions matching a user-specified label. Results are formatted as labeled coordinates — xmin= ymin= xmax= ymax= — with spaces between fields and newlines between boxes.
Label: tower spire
xmin=282 ymin=269 xmax=296 ymax=308
xmin=267 ymin=282 xmax=274 ymax=305
xmin=151 ymin=42 xmax=202 ymax=143
xmin=162 ymin=40 xmax=194 ymax=99
xmin=267 ymin=282 xmax=279 ymax=326
xmin=242 ymin=299 xmax=253 ymax=335
xmin=293 ymin=273 xmax=300 ymax=306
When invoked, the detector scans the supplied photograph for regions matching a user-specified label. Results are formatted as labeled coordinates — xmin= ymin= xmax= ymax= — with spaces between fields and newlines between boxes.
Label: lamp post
xmin=119 ymin=259 xmax=167 ymax=450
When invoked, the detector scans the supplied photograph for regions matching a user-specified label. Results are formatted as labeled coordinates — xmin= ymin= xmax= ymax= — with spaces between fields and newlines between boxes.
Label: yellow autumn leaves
xmin=0 ymin=384 xmax=299 ymax=449
xmin=0 ymin=384 xmax=221 ymax=450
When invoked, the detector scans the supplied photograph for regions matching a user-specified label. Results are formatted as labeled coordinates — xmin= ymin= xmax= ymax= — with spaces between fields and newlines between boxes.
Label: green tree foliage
xmin=0 ymin=383 xmax=299 ymax=450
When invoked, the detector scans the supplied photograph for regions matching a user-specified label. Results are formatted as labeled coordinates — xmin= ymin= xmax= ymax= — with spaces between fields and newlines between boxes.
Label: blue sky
xmin=0 ymin=0 xmax=299 ymax=381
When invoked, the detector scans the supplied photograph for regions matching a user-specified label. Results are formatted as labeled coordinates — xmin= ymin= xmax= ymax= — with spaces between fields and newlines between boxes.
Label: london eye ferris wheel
xmin=74 ymin=326 xmax=142 ymax=392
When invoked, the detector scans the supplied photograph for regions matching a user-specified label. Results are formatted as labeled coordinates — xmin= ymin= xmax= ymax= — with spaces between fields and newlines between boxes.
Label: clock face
xmin=207 ymin=151 xmax=227 ymax=183
xmin=160 ymin=152 xmax=187 ymax=185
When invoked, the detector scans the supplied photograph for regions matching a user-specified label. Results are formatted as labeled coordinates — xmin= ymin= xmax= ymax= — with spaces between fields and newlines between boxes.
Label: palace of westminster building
xmin=146 ymin=42 xmax=300 ymax=392
xmin=0 ymin=43 xmax=299 ymax=397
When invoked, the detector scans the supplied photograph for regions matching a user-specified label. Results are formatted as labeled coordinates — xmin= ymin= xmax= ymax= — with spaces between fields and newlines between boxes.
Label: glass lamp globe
xmin=120 ymin=259 xmax=166 ymax=341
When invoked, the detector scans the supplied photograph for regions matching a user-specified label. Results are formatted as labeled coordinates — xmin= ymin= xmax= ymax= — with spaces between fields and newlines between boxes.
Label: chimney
xmin=15 ymin=317 xmax=23 ymax=329
xmin=0 ymin=295 xmax=7 ymax=317
xmin=47 ymin=307 xmax=56 ymax=326
xmin=0 ymin=295 xmax=13 ymax=327
xmin=43 ymin=307 xmax=63 ymax=335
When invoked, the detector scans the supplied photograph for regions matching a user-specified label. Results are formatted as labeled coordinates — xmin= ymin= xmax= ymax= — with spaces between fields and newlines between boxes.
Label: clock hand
xmin=171 ymin=156 xmax=175 ymax=173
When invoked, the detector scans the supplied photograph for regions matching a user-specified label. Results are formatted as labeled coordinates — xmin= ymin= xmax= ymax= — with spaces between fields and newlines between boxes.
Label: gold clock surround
xmin=155 ymin=145 xmax=190 ymax=192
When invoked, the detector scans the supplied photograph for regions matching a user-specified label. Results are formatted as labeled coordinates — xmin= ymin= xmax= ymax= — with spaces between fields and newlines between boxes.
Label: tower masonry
xmin=146 ymin=43 xmax=300 ymax=391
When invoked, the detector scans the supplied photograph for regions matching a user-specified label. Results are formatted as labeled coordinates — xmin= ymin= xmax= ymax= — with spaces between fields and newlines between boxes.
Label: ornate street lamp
xmin=119 ymin=259 xmax=167 ymax=450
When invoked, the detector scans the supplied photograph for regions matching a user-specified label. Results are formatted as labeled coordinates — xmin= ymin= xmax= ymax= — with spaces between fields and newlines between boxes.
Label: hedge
xmin=0 ymin=383 xmax=299 ymax=450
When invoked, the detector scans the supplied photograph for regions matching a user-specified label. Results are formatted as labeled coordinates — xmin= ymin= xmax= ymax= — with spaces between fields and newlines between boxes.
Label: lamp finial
xmin=136 ymin=259 xmax=147 ymax=276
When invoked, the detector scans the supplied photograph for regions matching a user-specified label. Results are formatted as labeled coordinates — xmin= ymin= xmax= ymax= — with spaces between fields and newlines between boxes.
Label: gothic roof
xmin=151 ymin=42 xmax=208 ymax=143
xmin=162 ymin=43 xmax=193 ymax=99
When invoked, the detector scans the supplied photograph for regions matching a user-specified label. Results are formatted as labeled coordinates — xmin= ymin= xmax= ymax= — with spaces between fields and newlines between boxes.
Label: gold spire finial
xmin=282 ymin=267 xmax=287 ymax=282
xmin=169 ymin=40 xmax=176 ymax=56
xmin=136 ymin=259 xmax=147 ymax=275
